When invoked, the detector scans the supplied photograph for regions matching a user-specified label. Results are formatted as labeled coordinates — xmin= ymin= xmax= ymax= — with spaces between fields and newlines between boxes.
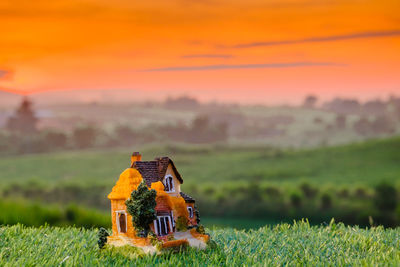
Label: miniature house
xmin=107 ymin=152 xmax=198 ymax=240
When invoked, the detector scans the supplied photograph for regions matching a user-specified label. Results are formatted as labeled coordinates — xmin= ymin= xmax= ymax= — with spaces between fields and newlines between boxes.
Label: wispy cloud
xmin=230 ymin=30 xmax=400 ymax=48
xmin=142 ymin=61 xmax=343 ymax=72
xmin=182 ymin=54 xmax=233 ymax=59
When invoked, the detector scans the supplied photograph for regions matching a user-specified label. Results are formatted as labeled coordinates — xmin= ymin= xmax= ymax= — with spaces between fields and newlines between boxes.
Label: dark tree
xmin=212 ymin=121 xmax=228 ymax=142
xmin=313 ymin=117 xmax=323 ymax=124
xmin=114 ymin=125 xmax=139 ymax=145
xmin=373 ymin=182 xmax=397 ymax=227
xmin=300 ymin=182 xmax=318 ymax=199
xmin=188 ymin=115 xmax=210 ymax=143
xmin=323 ymin=98 xmax=361 ymax=114
xmin=290 ymin=193 xmax=302 ymax=208
xmin=164 ymin=95 xmax=200 ymax=110
xmin=7 ymin=97 xmax=38 ymax=133
xmin=371 ymin=115 xmax=395 ymax=134
xmin=374 ymin=182 xmax=397 ymax=212
xmin=391 ymin=97 xmax=400 ymax=121
xmin=353 ymin=117 xmax=371 ymax=136
xmin=395 ymin=105 xmax=400 ymax=122
xmin=335 ymin=114 xmax=347 ymax=129
xmin=125 ymin=180 xmax=157 ymax=237
xmin=303 ymin=95 xmax=318 ymax=109
xmin=320 ymin=193 xmax=332 ymax=210
xmin=363 ymin=99 xmax=387 ymax=116
xmin=73 ymin=126 xmax=96 ymax=149
xmin=44 ymin=131 xmax=67 ymax=149
xmin=192 ymin=115 xmax=209 ymax=132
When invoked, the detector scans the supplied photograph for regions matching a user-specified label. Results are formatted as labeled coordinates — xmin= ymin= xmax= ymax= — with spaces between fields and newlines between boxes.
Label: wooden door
xmin=119 ymin=213 xmax=127 ymax=233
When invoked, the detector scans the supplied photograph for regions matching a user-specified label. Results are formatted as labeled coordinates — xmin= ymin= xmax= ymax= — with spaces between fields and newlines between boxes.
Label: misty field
xmin=1 ymin=221 xmax=399 ymax=266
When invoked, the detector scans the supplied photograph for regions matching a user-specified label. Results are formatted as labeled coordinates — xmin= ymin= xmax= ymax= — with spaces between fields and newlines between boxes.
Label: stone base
xmin=106 ymin=230 xmax=209 ymax=255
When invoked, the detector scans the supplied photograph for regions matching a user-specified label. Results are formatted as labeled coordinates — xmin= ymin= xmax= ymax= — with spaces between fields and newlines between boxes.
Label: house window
xmin=164 ymin=175 xmax=174 ymax=192
xmin=187 ymin=206 xmax=193 ymax=218
xmin=116 ymin=210 xmax=127 ymax=233
xmin=153 ymin=216 xmax=173 ymax=236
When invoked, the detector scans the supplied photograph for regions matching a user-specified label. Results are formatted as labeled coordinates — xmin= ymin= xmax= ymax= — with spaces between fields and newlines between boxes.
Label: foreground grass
xmin=1 ymin=221 xmax=399 ymax=266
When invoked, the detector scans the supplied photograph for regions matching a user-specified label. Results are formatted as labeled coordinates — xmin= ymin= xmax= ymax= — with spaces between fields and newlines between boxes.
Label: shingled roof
xmin=180 ymin=192 xmax=195 ymax=203
xmin=132 ymin=157 xmax=183 ymax=186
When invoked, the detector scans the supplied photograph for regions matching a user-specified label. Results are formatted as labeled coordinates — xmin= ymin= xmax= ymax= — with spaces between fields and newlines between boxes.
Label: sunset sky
xmin=0 ymin=0 xmax=399 ymax=104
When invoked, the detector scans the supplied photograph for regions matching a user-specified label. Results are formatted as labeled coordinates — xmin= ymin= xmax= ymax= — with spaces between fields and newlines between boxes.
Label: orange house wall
xmin=110 ymin=199 xmax=135 ymax=238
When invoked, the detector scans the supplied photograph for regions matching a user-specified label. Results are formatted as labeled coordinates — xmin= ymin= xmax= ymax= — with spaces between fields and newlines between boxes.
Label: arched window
xmin=164 ymin=175 xmax=174 ymax=192
xmin=187 ymin=206 xmax=193 ymax=218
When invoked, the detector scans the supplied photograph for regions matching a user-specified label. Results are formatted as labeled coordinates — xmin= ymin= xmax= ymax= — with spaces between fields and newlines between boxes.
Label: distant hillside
xmin=0 ymin=136 xmax=399 ymax=187
xmin=1 ymin=137 xmax=399 ymax=228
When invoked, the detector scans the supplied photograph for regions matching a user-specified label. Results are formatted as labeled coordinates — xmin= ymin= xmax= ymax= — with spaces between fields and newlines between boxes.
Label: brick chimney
xmin=131 ymin=152 xmax=142 ymax=167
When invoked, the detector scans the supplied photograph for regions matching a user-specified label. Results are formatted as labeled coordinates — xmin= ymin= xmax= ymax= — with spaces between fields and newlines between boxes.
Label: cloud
xmin=231 ymin=30 xmax=400 ymax=48
xmin=0 ymin=69 xmax=10 ymax=79
xmin=181 ymin=54 xmax=233 ymax=59
xmin=143 ymin=61 xmax=343 ymax=72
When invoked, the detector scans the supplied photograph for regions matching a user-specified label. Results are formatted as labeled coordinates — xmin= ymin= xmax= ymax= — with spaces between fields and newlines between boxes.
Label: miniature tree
xmin=97 ymin=228 xmax=109 ymax=249
xmin=125 ymin=180 xmax=157 ymax=237
xmin=194 ymin=204 xmax=206 ymax=234
xmin=194 ymin=204 xmax=201 ymax=225
xmin=176 ymin=216 xmax=188 ymax=231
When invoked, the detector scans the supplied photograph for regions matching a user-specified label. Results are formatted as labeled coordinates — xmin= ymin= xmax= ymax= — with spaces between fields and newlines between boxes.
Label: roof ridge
xmin=131 ymin=156 xmax=183 ymax=185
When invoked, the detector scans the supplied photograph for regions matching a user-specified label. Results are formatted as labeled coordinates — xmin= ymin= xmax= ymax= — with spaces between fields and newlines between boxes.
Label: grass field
xmin=1 ymin=221 xmax=399 ymax=266
xmin=1 ymin=137 xmax=399 ymax=229
xmin=1 ymin=136 xmax=399 ymax=188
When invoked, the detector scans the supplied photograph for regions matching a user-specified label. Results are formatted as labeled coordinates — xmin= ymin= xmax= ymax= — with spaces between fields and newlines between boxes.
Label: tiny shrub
xmin=97 ymin=227 xmax=109 ymax=249
xmin=176 ymin=216 xmax=188 ymax=232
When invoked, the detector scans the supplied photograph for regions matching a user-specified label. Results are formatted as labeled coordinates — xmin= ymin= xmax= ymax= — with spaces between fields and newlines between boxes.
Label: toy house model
xmin=107 ymin=152 xmax=208 ymax=250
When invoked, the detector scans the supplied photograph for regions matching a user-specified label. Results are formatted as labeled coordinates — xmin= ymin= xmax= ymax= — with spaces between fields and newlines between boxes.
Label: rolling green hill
xmin=1 ymin=137 xmax=399 ymax=228
xmin=0 ymin=136 xmax=399 ymax=187
xmin=1 ymin=221 xmax=399 ymax=266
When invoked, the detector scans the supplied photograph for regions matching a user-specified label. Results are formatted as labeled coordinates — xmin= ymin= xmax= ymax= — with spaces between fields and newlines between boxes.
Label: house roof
xmin=180 ymin=192 xmax=195 ymax=203
xmin=132 ymin=157 xmax=184 ymax=186
xmin=107 ymin=168 xmax=142 ymax=200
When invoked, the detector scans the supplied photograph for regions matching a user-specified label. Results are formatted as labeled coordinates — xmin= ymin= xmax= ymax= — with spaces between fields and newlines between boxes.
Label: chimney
xmin=131 ymin=152 xmax=142 ymax=167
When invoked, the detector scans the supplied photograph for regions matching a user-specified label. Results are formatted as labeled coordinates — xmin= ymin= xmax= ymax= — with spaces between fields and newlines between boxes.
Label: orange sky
xmin=0 ymin=0 xmax=399 ymax=104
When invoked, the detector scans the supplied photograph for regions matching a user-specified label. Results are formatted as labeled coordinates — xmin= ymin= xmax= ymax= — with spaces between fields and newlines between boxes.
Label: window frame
xmin=187 ymin=206 xmax=193 ymax=218
xmin=164 ymin=175 xmax=175 ymax=193
xmin=115 ymin=210 xmax=127 ymax=233
xmin=153 ymin=215 xmax=173 ymax=236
